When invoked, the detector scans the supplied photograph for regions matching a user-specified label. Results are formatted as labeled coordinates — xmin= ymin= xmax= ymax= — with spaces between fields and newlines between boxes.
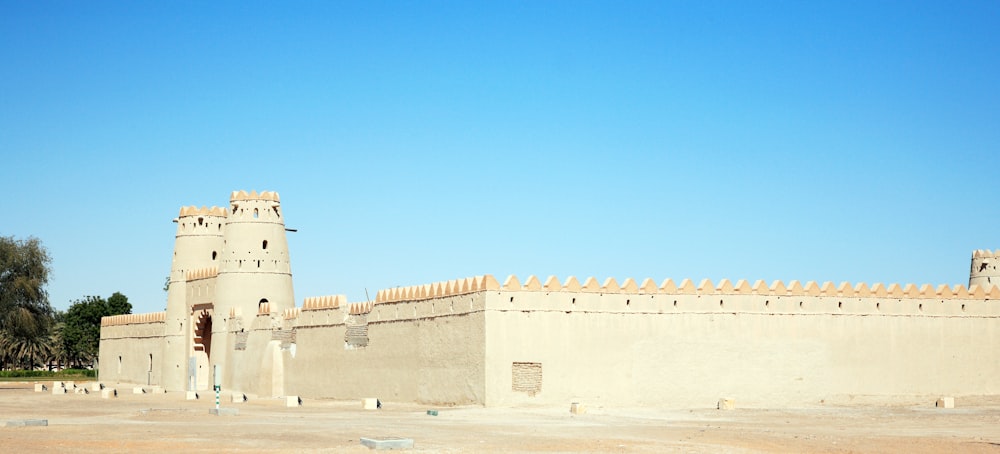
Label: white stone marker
xmin=936 ymin=397 xmax=955 ymax=408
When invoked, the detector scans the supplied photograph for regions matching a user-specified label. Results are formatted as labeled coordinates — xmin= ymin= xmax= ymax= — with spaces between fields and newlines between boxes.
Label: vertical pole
xmin=213 ymin=364 xmax=220 ymax=411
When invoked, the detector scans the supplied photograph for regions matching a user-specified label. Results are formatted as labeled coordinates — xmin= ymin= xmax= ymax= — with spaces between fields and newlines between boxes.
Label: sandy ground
xmin=2 ymin=381 xmax=1000 ymax=453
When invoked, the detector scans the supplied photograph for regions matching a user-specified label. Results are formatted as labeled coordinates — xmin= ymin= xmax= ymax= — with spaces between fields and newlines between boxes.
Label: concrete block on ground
xmin=185 ymin=391 xmax=199 ymax=400
xmin=209 ymin=408 xmax=239 ymax=416
xmin=90 ymin=383 xmax=104 ymax=392
xmin=51 ymin=386 xmax=66 ymax=395
xmin=5 ymin=419 xmax=48 ymax=427
xmin=362 ymin=398 xmax=380 ymax=410
xmin=33 ymin=383 xmax=47 ymax=392
xmin=101 ymin=389 xmax=117 ymax=399
xmin=936 ymin=397 xmax=955 ymax=409
xmin=132 ymin=387 xmax=145 ymax=394
xmin=286 ymin=396 xmax=301 ymax=407
xmin=231 ymin=392 xmax=247 ymax=403
xmin=64 ymin=381 xmax=75 ymax=389
xmin=360 ymin=437 xmax=413 ymax=450
xmin=718 ymin=398 xmax=735 ymax=410
xmin=570 ymin=402 xmax=586 ymax=414
xmin=151 ymin=386 xmax=165 ymax=394
xmin=74 ymin=387 xmax=89 ymax=395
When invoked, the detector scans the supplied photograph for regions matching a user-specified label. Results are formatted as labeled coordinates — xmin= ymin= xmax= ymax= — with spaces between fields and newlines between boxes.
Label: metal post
xmin=213 ymin=364 xmax=221 ymax=411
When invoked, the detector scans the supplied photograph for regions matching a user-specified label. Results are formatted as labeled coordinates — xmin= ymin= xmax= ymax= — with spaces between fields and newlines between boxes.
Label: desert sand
xmin=2 ymin=381 xmax=999 ymax=453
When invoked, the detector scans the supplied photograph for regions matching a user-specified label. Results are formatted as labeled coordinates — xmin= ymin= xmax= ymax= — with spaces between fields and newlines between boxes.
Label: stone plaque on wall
xmin=512 ymin=362 xmax=542 ymax=396
xmin=345 ymin=314 xmax=368 ymax=349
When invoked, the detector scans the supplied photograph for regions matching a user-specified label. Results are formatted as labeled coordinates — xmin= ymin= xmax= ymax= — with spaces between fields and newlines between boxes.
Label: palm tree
xmin=0 ymin=236 xmax=55 ymax=370
xmin=1 ymin=305 xmax=54 ymax=369
xmin=0 ymin=329 xmax=52 ymax=370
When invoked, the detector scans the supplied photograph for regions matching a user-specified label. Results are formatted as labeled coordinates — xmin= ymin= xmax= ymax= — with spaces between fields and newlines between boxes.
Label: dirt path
xmin=2 ymin=382 xmax=999 ymax=453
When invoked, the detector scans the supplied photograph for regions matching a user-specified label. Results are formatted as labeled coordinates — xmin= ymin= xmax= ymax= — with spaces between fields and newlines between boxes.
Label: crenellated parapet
xmin=375 ymin=275 xmax=500 ymax=303
xmin=230 ymin=190 xmax=280 ymax=202
xmin=492 ymin=275 xmax=1000 ymax=300
xmin=348 ymin=301 xmax=375 ymax=315
xmin=227 ymin=191 xmax=283 ymax=223
xmin=186 ymin=267 xmax=218 ymax=281
xmin=178 ymin=206 xmax=228 ymax=217
xmin=283 ymin=307 xmax=301 ymax=320
xmin=302 ymin=295 xmax=346 ymax=310
xmin=175 ymin=206 xmax=227 ymax=237
xmin=101 ymin=312 xmax=166 ymax=327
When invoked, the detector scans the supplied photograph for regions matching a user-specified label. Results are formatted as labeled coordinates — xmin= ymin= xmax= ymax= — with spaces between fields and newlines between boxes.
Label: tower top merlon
xmin=973 ymin=249 xmax=1000 ymax=258
xmin=230 ymin=190 xmax=280 ymax=202
xmin=178 ymin=205 xmax=228 ymax=218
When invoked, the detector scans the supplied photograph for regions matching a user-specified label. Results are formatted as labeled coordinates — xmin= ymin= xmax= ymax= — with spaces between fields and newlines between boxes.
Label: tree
xmin=0 ymin=236 xmax=54 ymax=369
xmin=107 ymin=292 xmax=131 ymax=315
xmin=0 ymin=329 xmax=52 ymax=370
xmin=59 ymin=293 xmax=131 ymax=367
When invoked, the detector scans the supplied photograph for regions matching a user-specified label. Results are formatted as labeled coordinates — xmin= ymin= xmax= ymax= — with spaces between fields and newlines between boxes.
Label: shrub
xmin=0 ymin=369 xmax=95 ymax=378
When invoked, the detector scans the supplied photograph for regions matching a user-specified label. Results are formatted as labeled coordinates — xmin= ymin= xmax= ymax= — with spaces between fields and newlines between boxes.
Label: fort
xmin=99 ymin=190 xmax=1000 ymax=407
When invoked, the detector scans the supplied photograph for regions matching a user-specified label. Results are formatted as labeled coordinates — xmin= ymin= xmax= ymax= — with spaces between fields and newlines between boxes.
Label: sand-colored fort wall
xmin=275 ymin=274 xmax=1000 ymax=407
xmin=99 ymin=271 xmax=1000 ymax=408
xmin=281 ymin=286 xmax=488 ymax=405
xmin=481 ymin=275 xmax=1000 ymax=407
xmin=98 ymin=312 xmax=166 ymax=386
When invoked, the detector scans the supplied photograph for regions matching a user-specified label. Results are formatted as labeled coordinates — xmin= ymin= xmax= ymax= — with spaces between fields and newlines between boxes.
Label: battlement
xmin=186 ymin=267 xmax=218 ymax=281
xmin=973 ymin=249 xmax=1000 ymax=258
xmin=373 ymin=274 xmax=1000 ymax=302
xmin=230 ymin=190 xmax=280 ymax=202
xmin=178 ymin=206 xmax=227 ymax=218
xmin=302 ymin=295 xmax=346 ymax=310
xmin=375 ymin=275 xmax=499 ymax=303
xmin=490 ymin=275 xmax=1000 ymax=300
xmin=348 ymin=301 xmax=375 ymax=315
xmin=101 ymin=312 xmax=166 ymax=327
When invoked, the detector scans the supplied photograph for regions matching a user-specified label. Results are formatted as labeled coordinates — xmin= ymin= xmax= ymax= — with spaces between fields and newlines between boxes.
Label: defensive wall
xmin=98 ymin=312 xmax=166 ymax=387
xmin=102 ymin=271 xmax=1000 ymax=408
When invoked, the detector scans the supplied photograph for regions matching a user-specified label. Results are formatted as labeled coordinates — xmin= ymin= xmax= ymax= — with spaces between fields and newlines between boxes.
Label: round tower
xmin=212 ymin=190 xmax=295 ymax=391
xmin=970 ymin=249 xmax=1000 ymax=290
xmin=163 ymin=205 xmax=227 ymax=391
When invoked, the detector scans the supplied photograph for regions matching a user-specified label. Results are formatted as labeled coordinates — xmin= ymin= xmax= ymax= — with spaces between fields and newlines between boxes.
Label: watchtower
xmin=163 ymin=205 xmax=227 ymax=391
xmin=970 ymin=249 xmax=1000 ymax=290
xmin=212 ymin=190 xmax=295 ymax=390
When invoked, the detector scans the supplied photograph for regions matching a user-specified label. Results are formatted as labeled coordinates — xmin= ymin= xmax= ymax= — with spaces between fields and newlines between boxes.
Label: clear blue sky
xmin=2 ymin=1 xmax=998 ymax=314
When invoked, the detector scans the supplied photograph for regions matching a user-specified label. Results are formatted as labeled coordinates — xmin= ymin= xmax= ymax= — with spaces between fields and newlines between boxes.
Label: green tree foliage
xmin=107 ymin=291 xmax=131 ymax=315
xmin=59 ymin=293 xmax=131 ymax=367
xmin=0 ymin=331 xmax=52 ymax=369
xmin=0 ymin=236 xmax=54 ymax=369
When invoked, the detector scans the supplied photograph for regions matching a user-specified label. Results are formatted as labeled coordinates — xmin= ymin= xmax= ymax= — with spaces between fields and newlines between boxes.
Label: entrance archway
xmin=194 ymin=309 xmax=213 ymax=359
xmin=191 ymin=307 xmax=213 ymax=391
